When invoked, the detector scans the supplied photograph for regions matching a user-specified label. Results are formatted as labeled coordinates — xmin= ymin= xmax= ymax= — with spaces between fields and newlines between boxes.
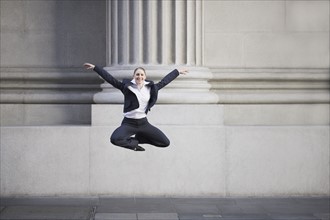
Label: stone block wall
xmin=204 ymin=0 xmax=329 ymax=68
xmin=204 ymin=0 xmax=329 ymax=104
xmin=1 ymin=105 xmax=329 ymax=196
xmin=1 ymin=0 xmax=106 ymax=67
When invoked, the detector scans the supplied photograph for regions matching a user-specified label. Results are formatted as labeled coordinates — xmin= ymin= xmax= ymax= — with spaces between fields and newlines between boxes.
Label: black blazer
xmin=93 ymin=66 xmax=179 ymax=113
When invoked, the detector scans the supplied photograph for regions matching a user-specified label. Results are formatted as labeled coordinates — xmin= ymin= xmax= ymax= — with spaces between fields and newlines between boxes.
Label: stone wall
xmin=1 ymin=105 xmax=329 ymax=196
xmin=1 ymin=0 xmax=106 ymax=68
xmin=204 ymin=1 xmax=329 ymax=68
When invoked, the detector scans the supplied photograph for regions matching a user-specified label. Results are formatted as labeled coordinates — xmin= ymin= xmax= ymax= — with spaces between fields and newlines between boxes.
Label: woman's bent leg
xmin=110 ymin=125 xmax=139 ymax=149
xmin=136 ymin=122 xmax=170 ymax=147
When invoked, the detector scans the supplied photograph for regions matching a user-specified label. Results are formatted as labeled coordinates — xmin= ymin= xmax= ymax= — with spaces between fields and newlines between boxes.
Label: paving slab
xmin=94 ymin=213 xmax=179 ymax=220
xmin=1 ymin=197 xmax=99 ymax=207
xmin=171 ymin=198 xmax=236 ymax=205
xmin=219 ymin=214 xmax=270 ymax=219
xmin=134 ymin=198 xmax=176 ymax=213
xmin=269 ymin=214 xmax=321 ymax=220
xmin=137 ymin=212 xmax=178 ymax=220
xmin=0 ymin=198 xmax=13 ymax=207
xmin=0 ymin=206 xmax=91 ymax=220
xmin=313 ymin=213 xmax=330 ymax=220
xmin=178 ymin=214 xmax=222 ymax=220
xmin=216 ymin=204 xmax=245 ymax=215
xmin=97 ymin=198 xmax=136 ymax=213
xmin=174 ymin=203 xmax=220 ymax=214
xmin=95 ymin=213 xmax=137 ymax=220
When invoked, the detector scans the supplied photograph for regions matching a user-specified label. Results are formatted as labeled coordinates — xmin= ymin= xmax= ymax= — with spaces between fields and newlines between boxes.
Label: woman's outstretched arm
xmin=156 ymin=68 xmax=188 ymax=90
xmin=83 ymin=63 xmax=124 ymax=90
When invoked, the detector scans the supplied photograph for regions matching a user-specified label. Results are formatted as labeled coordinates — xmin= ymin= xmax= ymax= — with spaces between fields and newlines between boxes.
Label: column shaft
xmin=107 ymin=0 xmax=202 ymax=66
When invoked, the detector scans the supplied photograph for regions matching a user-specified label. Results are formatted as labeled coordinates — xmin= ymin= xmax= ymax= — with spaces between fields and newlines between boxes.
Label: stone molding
xmin=210 ymin=68 xmax=330 ymax=104
xmin=1 ymin=67 xmax=328 ymax=104
xmin=0 ymin=67 xmax=102 ymax=104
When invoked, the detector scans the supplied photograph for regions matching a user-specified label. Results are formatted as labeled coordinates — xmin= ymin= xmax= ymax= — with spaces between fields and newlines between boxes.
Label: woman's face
xmin=133 ymin=68 xmax=146 ymax=85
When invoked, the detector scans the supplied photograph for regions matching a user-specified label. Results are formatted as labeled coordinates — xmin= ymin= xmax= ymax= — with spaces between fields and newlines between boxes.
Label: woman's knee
xmin=110 ymin=137 xmax=117 ymax=145
xmin=110 ymin=136 xmax=123 ymax=146
xmin=158 ymin=139 xmax=170 ymax=148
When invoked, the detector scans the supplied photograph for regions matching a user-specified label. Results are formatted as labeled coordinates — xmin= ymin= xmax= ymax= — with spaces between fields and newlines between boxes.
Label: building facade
xmin=0 ymin=0 xmax=329 ymax=197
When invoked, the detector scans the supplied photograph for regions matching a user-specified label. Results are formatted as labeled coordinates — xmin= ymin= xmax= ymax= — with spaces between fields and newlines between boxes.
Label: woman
xmin=84 ymin=63 xmax=188 ymax=151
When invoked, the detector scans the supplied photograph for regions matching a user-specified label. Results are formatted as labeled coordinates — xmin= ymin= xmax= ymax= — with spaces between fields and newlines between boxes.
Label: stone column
xmin=93 ymin=0 xmax=218 ymax=104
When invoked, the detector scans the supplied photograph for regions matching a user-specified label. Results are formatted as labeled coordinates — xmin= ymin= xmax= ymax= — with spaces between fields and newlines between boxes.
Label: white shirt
xmin=124 ymin=80 xmax=151 ymax=119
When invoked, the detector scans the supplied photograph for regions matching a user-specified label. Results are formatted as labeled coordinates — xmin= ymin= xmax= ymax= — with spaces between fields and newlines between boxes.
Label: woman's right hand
xmin=83 ymin=63 xmax=95 ymax=70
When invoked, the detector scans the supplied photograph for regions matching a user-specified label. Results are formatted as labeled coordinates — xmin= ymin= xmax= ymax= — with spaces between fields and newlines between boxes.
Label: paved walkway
xmin=0 ymin=197 xmax=329 ymax=220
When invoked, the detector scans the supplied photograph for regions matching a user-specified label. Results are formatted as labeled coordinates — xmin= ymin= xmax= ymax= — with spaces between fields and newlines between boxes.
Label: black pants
xmin=110 ymin=117 xmax=170 ymax=149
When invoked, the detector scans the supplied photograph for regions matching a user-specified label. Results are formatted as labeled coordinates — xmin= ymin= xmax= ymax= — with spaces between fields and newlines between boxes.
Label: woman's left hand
xmin=83 ymin=63 xmax=95 ymax=70
xmin=178 ymin=69 xmax=188 ymax=75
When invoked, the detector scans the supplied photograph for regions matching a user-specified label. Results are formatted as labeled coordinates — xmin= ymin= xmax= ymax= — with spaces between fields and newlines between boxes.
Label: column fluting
xmin=94 ymin=0 xmax=218 ymax=104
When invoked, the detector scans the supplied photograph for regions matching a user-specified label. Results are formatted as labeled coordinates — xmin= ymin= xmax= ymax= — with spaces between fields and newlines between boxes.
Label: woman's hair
xmin=133 ymin=67 xmax=146 ymax=76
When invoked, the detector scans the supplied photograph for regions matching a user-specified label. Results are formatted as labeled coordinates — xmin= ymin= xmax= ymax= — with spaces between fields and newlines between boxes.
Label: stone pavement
xmin=0 ymin=197 xmax=329 ymax=220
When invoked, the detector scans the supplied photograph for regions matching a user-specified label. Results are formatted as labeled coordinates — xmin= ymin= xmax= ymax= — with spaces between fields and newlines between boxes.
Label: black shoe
xmin=122 ymin=145 xmax=145 ymax=151
xmin=133 ymin=146 xmax=145 ymax=151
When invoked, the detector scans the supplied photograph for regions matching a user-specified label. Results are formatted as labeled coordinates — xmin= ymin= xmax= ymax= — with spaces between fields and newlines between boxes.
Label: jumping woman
xmin=84 ymin=63 xmax=188 ymax=151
